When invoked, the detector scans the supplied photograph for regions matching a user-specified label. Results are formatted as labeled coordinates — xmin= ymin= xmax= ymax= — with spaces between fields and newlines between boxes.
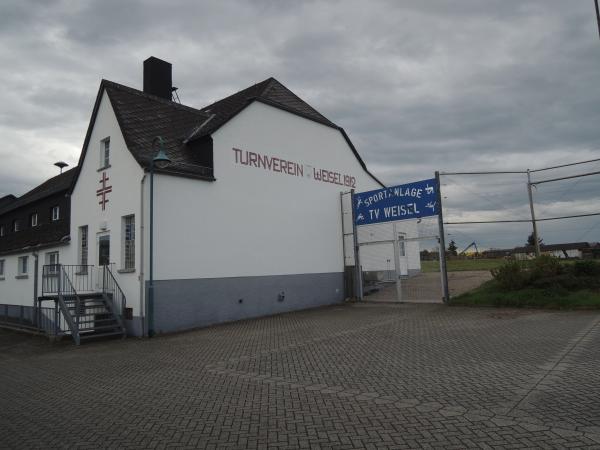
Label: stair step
xmin=67 ymin=304 xmax=106 ymax=310
xmin=64 ymin=298 xmax=103 ymax=302
xmin=76 ymin=318 xmax=117 ymax=325
xmin=79 ymin=330 xmax=125 ymax=341
xmin=81 ymin=324 xmax=122 ymax=332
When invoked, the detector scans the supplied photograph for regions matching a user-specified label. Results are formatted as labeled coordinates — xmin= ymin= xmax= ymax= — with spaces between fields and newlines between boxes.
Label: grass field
xmin=451 ymin=280 xmax=600 ymax=309
xmin=421 ymin=258 xmax=507 ymax=273
xmin=422 ymin=258 xmax=578 ymax=273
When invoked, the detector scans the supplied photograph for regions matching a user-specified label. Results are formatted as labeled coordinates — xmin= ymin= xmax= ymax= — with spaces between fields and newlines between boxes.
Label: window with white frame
xmin=0 ymin=259 xmax=5 ymax=278
xmin=100 ymin=137 xmax=110 ymax=168
xmin=13 ymin=219 xmax=21 ymax=232
xmin=45 ymin=251 xmax=59 ymax=274
xmin=17 ymin=256 xmax=28 ymax=276
xmin=30 ymin=213 xmax=38 ymax=227
xmin=79 ymin=225 xmax=88 ymax=267
xmin=51 ymin=206 xmax=60 ymax=221
xmin=0 ymin=225 xmax=4 ymax=237
xmin=398 ymin=234 xmax=406 ymax=257
xmin=122 ymin=215 xmax=135 ymax=270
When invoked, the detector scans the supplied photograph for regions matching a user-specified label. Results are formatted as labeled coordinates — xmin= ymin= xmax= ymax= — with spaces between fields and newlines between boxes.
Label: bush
xmin=529 ymin=255 xmax=563 ymax=280
xmin=491 ymin=260 xmax=529 ymax=290
xmin=490 ymin=256 xmax=600 ymax=293
xmin=570 ymin=260 xmax=600 ymax=277
xmin=531 ymin=274 xmax=580 ymax=290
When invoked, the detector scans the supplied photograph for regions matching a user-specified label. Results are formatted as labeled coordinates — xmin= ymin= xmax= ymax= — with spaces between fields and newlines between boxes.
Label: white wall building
xmin=1 ymin=57 xmax=421 ymax=338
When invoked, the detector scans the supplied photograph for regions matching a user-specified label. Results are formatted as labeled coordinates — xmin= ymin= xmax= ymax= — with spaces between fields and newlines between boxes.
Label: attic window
xmin=13 ymin=219 xmax=21 ymax=232
xmin=51 ymin=206 xmax=60 ymax=221
xmin=31 ymin=213 xmax=38 ymax=227
xmin=100 ymin=137 xmax=110 ymax=169
xmin=0 ymin=225 xmax=4 ymax=237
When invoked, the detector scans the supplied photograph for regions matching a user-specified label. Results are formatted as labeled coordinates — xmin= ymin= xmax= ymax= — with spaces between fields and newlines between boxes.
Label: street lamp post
xmin=148 ymin=136 xmax=171 ymax=337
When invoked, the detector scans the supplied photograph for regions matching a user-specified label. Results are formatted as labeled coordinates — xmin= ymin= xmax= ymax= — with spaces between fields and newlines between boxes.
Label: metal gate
xmin=341 ymin=175 xmax=449 ymax=303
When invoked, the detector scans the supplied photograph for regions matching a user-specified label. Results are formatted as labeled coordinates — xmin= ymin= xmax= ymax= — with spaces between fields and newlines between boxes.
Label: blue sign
xmin=354 ymin=178 xmax=439 ymax=225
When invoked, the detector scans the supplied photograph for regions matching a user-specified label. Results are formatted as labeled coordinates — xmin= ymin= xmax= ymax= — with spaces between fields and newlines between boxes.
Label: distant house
xmin=481 ymin=248 xmax=513 ymax=259
xmin=513 ymin=242 xmax=592 ymax=260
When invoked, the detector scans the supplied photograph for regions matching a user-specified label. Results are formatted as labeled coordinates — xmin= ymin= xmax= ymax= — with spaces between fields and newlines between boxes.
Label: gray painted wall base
xmin=125 ymin=316 xmax=144 ymax=337
xmin=150 ymin=272 xmax=344 ymax=334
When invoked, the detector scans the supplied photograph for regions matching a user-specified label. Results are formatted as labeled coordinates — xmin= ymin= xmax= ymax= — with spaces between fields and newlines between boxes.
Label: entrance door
xmin=97 ymin=234 xmax=110 ymax=290
xmin=98 ymin=234 xmax=110 ymax=266
xmin=397 ymin=233 xmax=409 ymax=276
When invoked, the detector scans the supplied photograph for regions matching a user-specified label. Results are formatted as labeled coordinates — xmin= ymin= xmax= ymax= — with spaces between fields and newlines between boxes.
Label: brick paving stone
xmin=0 ymin=303 xmax=599 ymax=448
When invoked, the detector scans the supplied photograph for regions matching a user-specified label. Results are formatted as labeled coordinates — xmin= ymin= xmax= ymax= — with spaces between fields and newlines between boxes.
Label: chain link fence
xmin=439 ymin=158 xmax=600 ymax=299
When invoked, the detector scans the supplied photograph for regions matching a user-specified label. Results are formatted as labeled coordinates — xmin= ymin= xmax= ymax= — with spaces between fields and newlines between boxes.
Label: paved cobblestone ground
xmin=1 ymin=303 xmax=599 ymax=449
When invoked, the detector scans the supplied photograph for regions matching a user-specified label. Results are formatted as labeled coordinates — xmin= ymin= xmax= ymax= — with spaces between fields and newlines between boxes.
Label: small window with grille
xmin=79 ymin=225 xmax=88 ymax=267
xmin=122 ymin=215 xmax=135 ymax=270
xmin=100 ymin=137 xmax=110 ymax=169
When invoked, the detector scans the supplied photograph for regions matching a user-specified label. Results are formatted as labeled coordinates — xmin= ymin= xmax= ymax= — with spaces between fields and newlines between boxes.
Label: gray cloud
xmin=0 ymin=0 xmax=599 ymax=248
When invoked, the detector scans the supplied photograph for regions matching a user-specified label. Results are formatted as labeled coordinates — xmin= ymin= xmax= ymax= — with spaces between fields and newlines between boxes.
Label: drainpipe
xmin=139 ymin=174 xmax=147 ymax=337
xmin=33 ymin=250 xmax=39 ymax=324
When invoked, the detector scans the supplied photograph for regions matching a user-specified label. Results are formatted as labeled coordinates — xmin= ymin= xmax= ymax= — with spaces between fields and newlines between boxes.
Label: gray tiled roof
xmin=0 ymin=168 xmax=77 ymax=215
xmin=0 ymin=195 xmax=16 ymax=211
xmin=74 ymin=77 xmax=382 ymax=185
xmin=104 ymin=81 xmax=214 ymax=179
xmin=189 ymin=77 xmax=337 ymax=141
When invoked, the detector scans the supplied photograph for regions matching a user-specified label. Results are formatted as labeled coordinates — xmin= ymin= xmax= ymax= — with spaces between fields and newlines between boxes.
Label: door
xmin=397 ymin=233 xmax=409 ymax=276
xmin=98 ymin=234 xmax=110 ymax=266
xmin=97 ymin=234 xmax=110 ymax=290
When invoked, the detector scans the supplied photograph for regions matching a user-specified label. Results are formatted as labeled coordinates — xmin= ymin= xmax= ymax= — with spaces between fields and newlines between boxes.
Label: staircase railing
xmin=42 ymin=265 xmax=96 ymax=295
xmin=59 ymin=265 xmax=83 ymax=345
xmin=41 ymin=264 xmax=85 ymax=344
xmin=0 ymin=303 xmax=66 ymax=336
xmin=39 ymin=264 xmax=127 ymax=342
xmin=101 ymin=265 xmax=127 ymax=333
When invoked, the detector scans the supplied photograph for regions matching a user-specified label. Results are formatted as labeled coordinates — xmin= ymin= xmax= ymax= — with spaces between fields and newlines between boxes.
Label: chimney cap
xmin=143 ymin=56 xmax=173 ymax=100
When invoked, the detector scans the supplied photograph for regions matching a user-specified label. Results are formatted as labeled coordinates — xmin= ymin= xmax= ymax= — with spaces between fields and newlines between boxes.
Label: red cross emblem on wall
xmin=96 ymin=172 xmax=112 ymax=211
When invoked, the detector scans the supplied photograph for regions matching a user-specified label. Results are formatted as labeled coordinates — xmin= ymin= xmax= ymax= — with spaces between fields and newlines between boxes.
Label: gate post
xmin=435 ymin=171 xmax=450 ymax=303
xmin=393 ymin=222 xmax=402 ymax=302
xmin=350 ymin=189 xmax=363 ymax=300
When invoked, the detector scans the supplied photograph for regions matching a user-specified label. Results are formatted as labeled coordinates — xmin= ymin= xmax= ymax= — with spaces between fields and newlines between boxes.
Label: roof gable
xmin=188 ymin=77 xmax=337 ymax=141
xmin=70 ymin=77 xmax=383 ymax=189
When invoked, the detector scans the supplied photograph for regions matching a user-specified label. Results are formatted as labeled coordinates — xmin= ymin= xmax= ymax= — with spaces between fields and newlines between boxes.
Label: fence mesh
xmin=357 ymin=216 xmax=444 ymax=303
xmin=440 ymin=161 xmax=600 ymax=299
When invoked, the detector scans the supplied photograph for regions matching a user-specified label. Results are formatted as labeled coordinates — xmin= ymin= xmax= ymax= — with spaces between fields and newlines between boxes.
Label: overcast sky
xmin=1 ymin=0 xmax=599 ymax=249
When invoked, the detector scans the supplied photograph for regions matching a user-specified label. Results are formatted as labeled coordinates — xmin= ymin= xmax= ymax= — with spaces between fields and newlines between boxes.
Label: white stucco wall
xmin=0 ymin=245 xmax=67 ymax=307
xmin=67 ymin=91 xmax=145 ymax=318
xmin=152 ymin=101 xmax=382 ymax=280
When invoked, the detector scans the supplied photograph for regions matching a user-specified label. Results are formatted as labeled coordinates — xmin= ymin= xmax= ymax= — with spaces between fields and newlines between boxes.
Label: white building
xmin=0 ymin=57 xmax=421 ymax=340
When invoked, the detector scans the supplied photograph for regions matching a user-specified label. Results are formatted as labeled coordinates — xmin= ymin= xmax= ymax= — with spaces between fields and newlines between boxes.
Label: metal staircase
xmin=40 ymin=265 xmax=126 ymax=345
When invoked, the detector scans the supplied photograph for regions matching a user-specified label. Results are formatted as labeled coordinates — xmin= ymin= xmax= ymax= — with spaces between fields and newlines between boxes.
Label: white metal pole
xmin=350 ymin=190 xmax=363 ymax=300
xmin=393 ymin=222 xmax=402 ymax=302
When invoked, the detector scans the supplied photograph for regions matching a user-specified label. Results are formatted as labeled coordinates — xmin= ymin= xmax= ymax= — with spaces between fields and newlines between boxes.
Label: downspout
xmin=33 ymin=250 xmax=39 ymax=323
xmin=139 ymin=174 xmax=147 ymax=337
